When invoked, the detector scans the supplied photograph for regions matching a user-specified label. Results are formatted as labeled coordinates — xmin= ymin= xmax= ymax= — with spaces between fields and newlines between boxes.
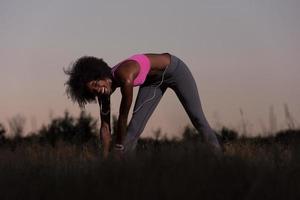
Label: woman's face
xmin=87 ymin=78 xmax=112 ymax=96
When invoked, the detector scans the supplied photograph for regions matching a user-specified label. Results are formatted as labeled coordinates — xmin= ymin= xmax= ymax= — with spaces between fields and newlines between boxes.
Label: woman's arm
xmin=113 ymin=61 xmax=138 ymax=150
xmin=98 ymin=95 xmax=111 ymax=158
xmin=116 ymin=79 xmax=133 ymax=145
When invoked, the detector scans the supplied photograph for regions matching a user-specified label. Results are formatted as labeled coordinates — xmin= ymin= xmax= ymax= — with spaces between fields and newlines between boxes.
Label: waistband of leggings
xmin=165 ymin=53 xmax=180 ymax=75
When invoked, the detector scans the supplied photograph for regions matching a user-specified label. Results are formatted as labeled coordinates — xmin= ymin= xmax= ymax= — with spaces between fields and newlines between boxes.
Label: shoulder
xmin=114 ymin=60 xmax=139 ymax=84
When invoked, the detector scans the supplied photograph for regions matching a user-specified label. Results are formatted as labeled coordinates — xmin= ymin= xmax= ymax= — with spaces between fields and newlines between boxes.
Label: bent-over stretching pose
xmin=64 ymin=53 xmax=221 ymax=158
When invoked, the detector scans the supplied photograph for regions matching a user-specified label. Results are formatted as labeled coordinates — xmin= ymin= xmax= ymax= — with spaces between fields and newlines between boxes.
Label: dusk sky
xmin=1 ymin=0 xmax=299 ymax=138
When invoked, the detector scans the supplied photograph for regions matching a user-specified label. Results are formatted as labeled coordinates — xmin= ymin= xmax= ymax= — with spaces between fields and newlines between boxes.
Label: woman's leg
xmin=170 ymin=59 xmax=221 ymax=149
xmin=124 ymin=83 xmax=167 ymax=153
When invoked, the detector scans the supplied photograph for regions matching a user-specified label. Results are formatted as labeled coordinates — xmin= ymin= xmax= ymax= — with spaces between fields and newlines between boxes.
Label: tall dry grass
xmin=0 ymin=133 xmax=299 ymax=200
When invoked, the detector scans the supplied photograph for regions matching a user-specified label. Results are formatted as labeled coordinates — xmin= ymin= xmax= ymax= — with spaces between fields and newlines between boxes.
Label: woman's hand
xmin=113 ymin=144 xmax=125 ymax=160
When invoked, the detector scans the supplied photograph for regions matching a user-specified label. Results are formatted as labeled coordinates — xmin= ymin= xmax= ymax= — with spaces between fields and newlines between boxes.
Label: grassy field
xmin=0 ymin=128 xmax=299 ymax=200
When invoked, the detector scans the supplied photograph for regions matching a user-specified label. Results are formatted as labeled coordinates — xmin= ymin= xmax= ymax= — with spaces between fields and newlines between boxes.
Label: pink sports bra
xmin=111 ymin=54 xmax=151 ymax=86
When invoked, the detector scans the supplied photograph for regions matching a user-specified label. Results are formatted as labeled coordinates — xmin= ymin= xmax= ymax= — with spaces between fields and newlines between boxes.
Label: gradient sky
xmin=1 ymin=0 xmax=299 ymax=138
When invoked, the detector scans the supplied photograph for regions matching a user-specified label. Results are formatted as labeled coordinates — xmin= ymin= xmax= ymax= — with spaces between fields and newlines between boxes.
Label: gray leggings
xmin=124 ymin=54 xmax=221 ymax=152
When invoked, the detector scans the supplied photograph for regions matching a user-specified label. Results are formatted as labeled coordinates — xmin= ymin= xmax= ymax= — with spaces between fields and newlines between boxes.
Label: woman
xmin=64 ymin=53 xmax=221 ymax=158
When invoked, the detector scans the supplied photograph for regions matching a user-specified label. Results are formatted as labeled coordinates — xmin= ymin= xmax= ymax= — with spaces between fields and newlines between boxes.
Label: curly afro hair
xmin=63 ymin=56 xmax=113 ymax=109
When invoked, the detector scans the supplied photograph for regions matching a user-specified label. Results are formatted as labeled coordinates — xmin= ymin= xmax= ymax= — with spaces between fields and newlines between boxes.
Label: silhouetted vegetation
xmin=0 ymin=123 xmax=5 ymax=144
xmin=37 ymin=110 xmax=99 ymax=146
xmin=0 ymin=111 xmax=299 ymax=200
